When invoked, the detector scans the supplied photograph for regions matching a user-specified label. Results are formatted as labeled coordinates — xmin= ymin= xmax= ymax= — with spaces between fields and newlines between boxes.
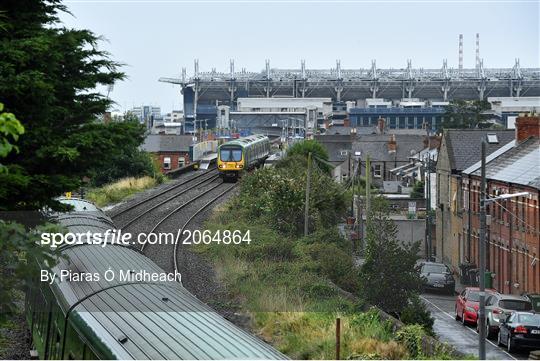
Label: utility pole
xmin=425 ymin=128 xmax=432 ymax=261
xmin=304 ymin=152 xmax=312 ymax=237
xmin=478 ymin=139 xmax=487 ymax=360
xmin=366 ymin=155 xmax=371 ymax=221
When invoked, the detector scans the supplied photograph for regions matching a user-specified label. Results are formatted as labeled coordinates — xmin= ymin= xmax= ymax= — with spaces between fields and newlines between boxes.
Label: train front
xmin=217 ymin=144 xmax=244 ymax=181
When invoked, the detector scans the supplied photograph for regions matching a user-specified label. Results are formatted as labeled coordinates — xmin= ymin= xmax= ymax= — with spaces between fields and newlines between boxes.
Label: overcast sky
xmin=60 ymin=0 xmax=539 ymax=113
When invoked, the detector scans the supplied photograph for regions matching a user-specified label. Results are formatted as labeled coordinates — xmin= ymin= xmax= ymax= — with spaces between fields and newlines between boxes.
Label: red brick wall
xmin=515 ymin=116 xmax=539 ymax=142
xmin=154 ymin=152 xmax=190 ymax=173
xmin=463 ymin=176 xmax=540 ymax=294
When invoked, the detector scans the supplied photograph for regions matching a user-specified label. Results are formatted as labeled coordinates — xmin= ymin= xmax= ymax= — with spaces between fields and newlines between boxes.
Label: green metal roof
xmin=43 ymin=212 xmax=286 ymax=360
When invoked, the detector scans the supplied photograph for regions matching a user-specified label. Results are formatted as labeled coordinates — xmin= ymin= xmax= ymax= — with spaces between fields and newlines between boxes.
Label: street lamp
xmin=477 ymin=137 xmax=530 ymax=360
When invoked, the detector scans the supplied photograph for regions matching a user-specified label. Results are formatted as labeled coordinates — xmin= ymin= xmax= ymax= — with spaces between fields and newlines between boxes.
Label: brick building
xmin=461 ymin=116 xmax=540 ymax=294
xmin=435 ymin=129 xmax=515 ymax=268
xmin=141 ymin=134 xmax=193 ymax=173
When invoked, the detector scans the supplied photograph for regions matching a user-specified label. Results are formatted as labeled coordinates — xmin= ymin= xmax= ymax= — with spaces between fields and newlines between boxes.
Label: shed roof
xmin=141 ymin=134 xmax=193 ymax=153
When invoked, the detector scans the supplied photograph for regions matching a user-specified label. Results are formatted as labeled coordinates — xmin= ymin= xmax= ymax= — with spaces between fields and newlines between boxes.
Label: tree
xmin=410 ymin=180 xmax=424 ymax=199
xmin=0 ymin=0 xmax=125 ymax=210
xmin=285 ymin=139 xmax=332 ymax=174
xmin=237 ymin=154 xmax=346 ymax=236
xmin=0 ymin=103 xmax=24 ymax=172
xmin=0 ymin=104 xmax=56 ymax=322
xmin=359 ymin=197 xmax=424 ymax=315
xmin=442 ymin=99 xmax=492 ymax=130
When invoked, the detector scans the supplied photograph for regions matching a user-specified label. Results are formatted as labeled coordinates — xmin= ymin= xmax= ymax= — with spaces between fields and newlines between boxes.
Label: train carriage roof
xmin=44 ymin=210 xmax=286 ymax=360
xmin=219 ymin=134 xmax=269 ymax=149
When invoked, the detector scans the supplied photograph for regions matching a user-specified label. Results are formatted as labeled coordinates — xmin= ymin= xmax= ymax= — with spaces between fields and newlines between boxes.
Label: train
xmin=26 ymin=198 xmax=285 ymax=360
xmin=217 ymin=135 xmax=270 ymax=181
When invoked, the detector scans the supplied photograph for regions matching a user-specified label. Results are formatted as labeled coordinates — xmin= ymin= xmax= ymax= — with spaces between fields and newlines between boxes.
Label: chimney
xmin=515 ymin=115 xmax=540 ymax=142
xmin=377 ymin=117 xmax=385 ymax=134
xmin=388 ymin=134 xmax=397 ymax=153
xmin=423 ymin=136 xmax=429 ymax=149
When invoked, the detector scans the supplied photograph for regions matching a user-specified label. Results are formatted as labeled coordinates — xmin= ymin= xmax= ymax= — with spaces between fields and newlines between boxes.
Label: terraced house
xmin=435 ymin=129 xmax=514 ymax=269
xmin=461 ymin=116 xmax=540 ymax=294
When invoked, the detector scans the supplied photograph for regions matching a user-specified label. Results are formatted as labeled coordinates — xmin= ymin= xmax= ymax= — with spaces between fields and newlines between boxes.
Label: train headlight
xmin=235 ymin=164 xmax=243 ymax=169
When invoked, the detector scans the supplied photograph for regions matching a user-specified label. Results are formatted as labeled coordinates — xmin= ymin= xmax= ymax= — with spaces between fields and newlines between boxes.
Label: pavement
xmin=420 ymin=291 xmax=531 ymax=360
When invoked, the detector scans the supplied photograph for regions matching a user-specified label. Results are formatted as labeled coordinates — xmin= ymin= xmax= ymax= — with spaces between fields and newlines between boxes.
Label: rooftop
xmin=466 ymin=137 xmax=540 ymax=189
xmin=141 ymin=134 xmax=194 ymax=152
xmin=444 ymin=129 xmax=515 ymax=172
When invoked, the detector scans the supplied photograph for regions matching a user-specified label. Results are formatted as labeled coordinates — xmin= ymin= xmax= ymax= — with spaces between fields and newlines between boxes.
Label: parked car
xmin=481 ymin=293 xmax=533 ymax=339
xmin=419 ymin=261 xmax=455 ymax=294
xmin=524 ymin=294 xmax=540 ymax=312
xmin=497 ymin=312 xmax=540 ymax=352
xmin=455 ymin=287 xmax=496 ymax=325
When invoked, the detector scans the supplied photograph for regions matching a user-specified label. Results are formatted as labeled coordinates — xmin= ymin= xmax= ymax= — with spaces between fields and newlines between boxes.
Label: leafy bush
xmin=304 ymin=242 xmax=359 ymax=292
xmin=395 ymin=324 xmax=426 ymax=359
xmin=400 ymin=294 xmax=435 ymax=335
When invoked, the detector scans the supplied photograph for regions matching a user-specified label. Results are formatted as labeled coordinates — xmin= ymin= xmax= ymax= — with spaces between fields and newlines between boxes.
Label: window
xmin=163 ymin=157 xmax=171 ymax=170
xmin=220 ymin=147 xmax=242 ymax=162
xmin=374 ymin=164 xmax=382 ymax=178
xmin=486 ymin=134 xmax=499 ymax=144
xmin=178 ymin=157 xmax=185 ymax=168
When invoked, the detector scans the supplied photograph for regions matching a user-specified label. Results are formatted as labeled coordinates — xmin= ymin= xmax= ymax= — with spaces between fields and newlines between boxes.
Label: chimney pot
xmin=388 ymin=134 xmax=397 ymax=153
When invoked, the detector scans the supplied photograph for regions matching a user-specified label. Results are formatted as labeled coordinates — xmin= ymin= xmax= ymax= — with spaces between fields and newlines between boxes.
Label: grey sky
xmin=60 ymin=1 xmax=539 ymax=113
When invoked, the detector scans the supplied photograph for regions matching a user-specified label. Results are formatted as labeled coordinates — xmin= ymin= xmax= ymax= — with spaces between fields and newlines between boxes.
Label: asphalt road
xmin=420 ymin=292 xmax=531 ymax=360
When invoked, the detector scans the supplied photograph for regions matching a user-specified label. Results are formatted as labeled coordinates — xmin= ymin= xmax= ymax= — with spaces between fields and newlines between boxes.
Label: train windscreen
xmin=220 ymin=147 xmax=242 ymax=162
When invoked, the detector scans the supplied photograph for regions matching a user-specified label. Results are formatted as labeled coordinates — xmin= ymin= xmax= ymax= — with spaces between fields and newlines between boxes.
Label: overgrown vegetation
xmin=86 ymin=175 xmax=164 ymax=207
xmin=196 ymin=140 xmax=454 ymax=359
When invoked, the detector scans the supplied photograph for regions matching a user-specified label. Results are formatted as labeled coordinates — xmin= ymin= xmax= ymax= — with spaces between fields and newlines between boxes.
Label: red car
xmin=455 ymin=287 xmax=497 ymax=325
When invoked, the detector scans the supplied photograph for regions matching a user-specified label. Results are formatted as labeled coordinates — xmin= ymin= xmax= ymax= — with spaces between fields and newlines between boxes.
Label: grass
xmin=195 ymin=210 xmax=417 ymax=359
xmin=86 ymin=176 xmax=161 ymax=207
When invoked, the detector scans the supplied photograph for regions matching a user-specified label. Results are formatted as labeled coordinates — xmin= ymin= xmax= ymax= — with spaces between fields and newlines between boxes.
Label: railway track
xmin=112 ymin=169 xmax=219 ymax=229
xmin=137 ymin=180 xmax=237 ymax=287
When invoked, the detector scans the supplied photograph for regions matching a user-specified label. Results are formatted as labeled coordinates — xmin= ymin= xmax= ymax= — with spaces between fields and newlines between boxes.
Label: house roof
xmin=141 ymin=134 xmax=194 ymax=153
xmin=445 ymin=130 xmax=515 ymax=171
xmin=352 ymin=134 xmax=427 ymax=162
xmin=466 ymin=137 xmax=540 ymax=189
xmin=315 ymin=134 xmax=352 ymax=163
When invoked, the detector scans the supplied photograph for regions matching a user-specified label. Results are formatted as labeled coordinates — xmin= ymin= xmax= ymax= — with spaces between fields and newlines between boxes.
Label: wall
xmin=155 ymin=152 xmax=190 ymax=173
xmin=435 ymin=134 xmax=452 ymax=264
xmin=464 ymin=177 xmax=540 ymax=294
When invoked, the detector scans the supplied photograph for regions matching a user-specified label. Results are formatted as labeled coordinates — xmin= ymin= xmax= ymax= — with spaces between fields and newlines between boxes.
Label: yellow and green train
xmin=217 ymin=135 xmax=270 ymax=181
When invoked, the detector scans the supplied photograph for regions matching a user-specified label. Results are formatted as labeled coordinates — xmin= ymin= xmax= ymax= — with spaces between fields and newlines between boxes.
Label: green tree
xmin=0 ymin=103 xmax=24 ymax=171
xmin=285 ymin=139 xmax=332 ymax=174
xmin=410 ymin=180 xmax=424 ymax=199
xmin=0 ymin=103 xmax=56 ymax=323
xmin=0 ymin=0 xmax=125 ymax=210
xmin=442 ymin=99 xmax=492 ymax=130
xmin=359 ymin=197 xmax=423 ymax=315
xmin=237 ymin=154 xmax=346 ymax=236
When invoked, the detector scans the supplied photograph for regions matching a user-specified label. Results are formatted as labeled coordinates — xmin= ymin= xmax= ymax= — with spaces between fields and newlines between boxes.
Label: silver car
xmin=480 ymin=293 xmax=533 ymax=339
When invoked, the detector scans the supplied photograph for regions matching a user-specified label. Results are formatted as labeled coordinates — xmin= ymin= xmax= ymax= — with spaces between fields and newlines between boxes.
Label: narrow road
xmin=421 ymin=292 xmax=530 ymax=360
